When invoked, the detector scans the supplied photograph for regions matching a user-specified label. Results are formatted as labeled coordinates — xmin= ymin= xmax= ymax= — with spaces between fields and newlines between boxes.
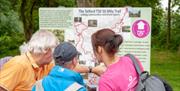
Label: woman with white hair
xmin=0 ymin=30 xmax=59 ymax=91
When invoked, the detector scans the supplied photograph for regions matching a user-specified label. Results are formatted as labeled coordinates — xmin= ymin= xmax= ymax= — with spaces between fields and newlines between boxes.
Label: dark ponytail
xmin=104 ymin=34 xmax=123 ymax=55
xmin=114 ymin=34 xmax=123 ymax=48
xmin=91 ymin=28 xmax=123 ymax=56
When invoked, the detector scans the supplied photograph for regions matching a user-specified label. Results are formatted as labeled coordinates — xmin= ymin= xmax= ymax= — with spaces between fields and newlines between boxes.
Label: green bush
xmin=0 ymin=0 xmax=24 ymax=58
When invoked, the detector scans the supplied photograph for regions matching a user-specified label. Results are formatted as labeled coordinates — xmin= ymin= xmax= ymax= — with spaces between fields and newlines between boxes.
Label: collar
xmin=26 ymin=52 xmax=39 ymax=69
xmin=49 ymin=66 xmax=83 ymax=83
xmin=50 ymin=66 xmax=79 ymax=77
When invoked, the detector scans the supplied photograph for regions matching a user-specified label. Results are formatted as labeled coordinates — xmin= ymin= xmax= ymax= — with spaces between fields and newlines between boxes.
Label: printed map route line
xmin=73 ymin=8 xmax=129 ymax=61
xmin=74 ymin=22 xmax=91 ymax=55
xmin=110 ymin=8 xmax=129 ymax=33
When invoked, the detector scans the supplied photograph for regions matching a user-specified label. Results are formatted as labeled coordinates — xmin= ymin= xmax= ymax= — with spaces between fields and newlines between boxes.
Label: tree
xmin=20 ymin=0 xmax=36 ymax=41
xmin=0 ymin=0 xmax=24 ymax=57
xmin=11 ymin=0 xmax=76 ymax=41
xmin=167 ymin=0 xmax=171 ymax=48
xmin=171 ymin=12 xmax=180 ymax=50
xmin=0 ymin=0 xmax=77 ymax=57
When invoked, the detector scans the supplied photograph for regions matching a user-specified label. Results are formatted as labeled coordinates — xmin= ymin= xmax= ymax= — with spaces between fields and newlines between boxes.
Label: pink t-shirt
xmin=99 ymin=56 xmax=144 ymax=91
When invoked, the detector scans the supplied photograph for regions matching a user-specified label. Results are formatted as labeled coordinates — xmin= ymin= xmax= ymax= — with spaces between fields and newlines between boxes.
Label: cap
xmin=53 ymin=42 xmax=80 ymax=64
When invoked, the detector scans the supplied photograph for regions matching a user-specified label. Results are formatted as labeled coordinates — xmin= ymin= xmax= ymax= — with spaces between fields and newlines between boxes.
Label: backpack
xmin=126 ymin=54 xmax=173 ymax=91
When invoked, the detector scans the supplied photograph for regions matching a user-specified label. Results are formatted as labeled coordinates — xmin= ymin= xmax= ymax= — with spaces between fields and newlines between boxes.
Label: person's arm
xmin=74 ymin=64 xmax=106 ymax=76
xmin=91 ymin=65 xmax=106 ymax=76
xmin=74 ymin=64 xmax=89 ymax=73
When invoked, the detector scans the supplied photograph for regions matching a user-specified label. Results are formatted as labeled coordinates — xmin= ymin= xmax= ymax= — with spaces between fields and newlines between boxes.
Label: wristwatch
xmin=88 ymin=66 xmax=93 ymax=73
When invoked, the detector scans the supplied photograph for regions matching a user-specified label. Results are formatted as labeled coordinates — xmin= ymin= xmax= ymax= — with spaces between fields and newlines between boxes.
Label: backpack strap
xmin=65 ymin=82 xmax=83 ymax=91
xmin=125 ymin=54 xmax=142 ymax=75
xmin=35 ymin=79 xmax=44 ymax=91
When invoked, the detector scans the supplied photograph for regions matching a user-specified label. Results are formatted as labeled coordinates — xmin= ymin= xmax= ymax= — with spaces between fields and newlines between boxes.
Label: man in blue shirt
xmin=32 ymin=42 xmax=86 ymax=91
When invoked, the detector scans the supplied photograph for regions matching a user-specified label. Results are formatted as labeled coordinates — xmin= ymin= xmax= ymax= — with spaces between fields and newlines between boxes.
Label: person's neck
xmin=62 ymin=63 xmax=74 ymax=70
xmin=103 ymin=55 xmax=118 ymax=67
xmin=31 ymin=53 xmax=43 ymax=67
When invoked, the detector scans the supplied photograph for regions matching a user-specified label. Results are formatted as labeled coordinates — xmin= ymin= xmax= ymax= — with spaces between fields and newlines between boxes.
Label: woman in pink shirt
xmin=91 ymin=28 xmax=143 ymax=91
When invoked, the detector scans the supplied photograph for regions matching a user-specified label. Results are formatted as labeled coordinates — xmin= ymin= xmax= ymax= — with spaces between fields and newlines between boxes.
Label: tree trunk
xmin=45 ymin=0 xmax=49 ymax=7
xmin=167 ymin=0 xmax=171 ymax=48
xmin=21 ymin=0 xmax=35 ymax=42
xmin=178 ymin=45 xmax=180 ymax=55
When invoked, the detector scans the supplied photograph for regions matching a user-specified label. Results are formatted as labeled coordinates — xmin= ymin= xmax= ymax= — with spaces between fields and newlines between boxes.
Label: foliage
xmin=170 ymin=12 xmax=180 ymax=50
xmin=5 ymin=0 xmax=76 ymax=42
xmin=151 ymin=6 xmax=164 ymax=36
xmin=96 ymin=0 xmax=159 ymax=7
xmin=0 ymin=0 xmax=180 ymax=56
xmin=0 ymin=0 xmax=24 ymax=58
xmin=0 ymin=33 xmax=24 ymax=58
xmin=48 ymin=29 xmax=65 ymax=43
xmin=152 ymin=11 xmax=180 ymax=51
xmin=0 ymin=0 xmax=76 ymax=57
xmin=53 ymin=0 xmax=76 ymax=7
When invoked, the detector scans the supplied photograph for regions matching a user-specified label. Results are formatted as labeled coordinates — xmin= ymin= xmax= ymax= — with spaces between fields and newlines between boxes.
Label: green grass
xmin=151 ymin=49 xmax=180 ymax=91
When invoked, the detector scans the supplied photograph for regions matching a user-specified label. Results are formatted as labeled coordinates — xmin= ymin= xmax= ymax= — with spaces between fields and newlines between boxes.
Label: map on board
xmin=39 ymin=7 xmax=151 ymax=88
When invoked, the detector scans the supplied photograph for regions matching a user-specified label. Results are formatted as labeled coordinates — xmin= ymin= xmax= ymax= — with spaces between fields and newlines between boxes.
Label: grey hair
xmin=19 ymin=42 xmax=28 ymax=54
xmin=28 ymin=30 xmax=59 ymax=54
xmin=55 ymin=60 xmax=73 ymax=66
